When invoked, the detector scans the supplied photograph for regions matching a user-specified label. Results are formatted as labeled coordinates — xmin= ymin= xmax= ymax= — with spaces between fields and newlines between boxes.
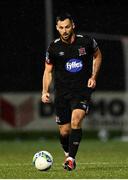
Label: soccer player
xmin=41 ymin=12 xmax=102 ymax=171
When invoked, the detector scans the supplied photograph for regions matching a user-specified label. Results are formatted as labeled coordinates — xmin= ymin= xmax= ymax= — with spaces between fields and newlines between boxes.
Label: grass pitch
xmin=0 ymin=138 xmax=128 ymax=178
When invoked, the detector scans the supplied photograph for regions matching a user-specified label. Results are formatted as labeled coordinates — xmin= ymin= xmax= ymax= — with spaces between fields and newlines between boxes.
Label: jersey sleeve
xmin=45 ymin=42 xmax=55 ymax=65
xmin=92 ymin=38 xmax=98 ymax=52
xmin=84 ymin=35 xmax=99 ymax=54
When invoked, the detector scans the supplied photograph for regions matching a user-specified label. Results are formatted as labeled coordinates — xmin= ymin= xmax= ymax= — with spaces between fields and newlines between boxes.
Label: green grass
xmin=0 ymin=138 xmax=128 ymax=178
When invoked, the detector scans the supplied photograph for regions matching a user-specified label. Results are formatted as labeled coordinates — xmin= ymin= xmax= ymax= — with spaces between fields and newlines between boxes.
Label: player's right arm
xmin=42 ymin=63 xmax=53 ymax=103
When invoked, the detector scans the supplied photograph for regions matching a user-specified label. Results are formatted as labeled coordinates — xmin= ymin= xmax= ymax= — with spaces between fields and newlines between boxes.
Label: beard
xmin=61 ymin=31 xmax=73 ymax=42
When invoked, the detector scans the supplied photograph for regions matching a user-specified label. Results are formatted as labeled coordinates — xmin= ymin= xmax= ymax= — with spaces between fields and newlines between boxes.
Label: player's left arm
xmin=88 ymin=48 xmax=102 ymax=88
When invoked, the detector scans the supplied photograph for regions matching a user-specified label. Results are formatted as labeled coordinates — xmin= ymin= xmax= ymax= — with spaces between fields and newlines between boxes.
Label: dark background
xmin=0 ymin=0 xmax=127 ymax=92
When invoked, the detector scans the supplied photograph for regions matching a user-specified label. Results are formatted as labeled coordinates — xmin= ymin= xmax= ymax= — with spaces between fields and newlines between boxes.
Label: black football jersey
xmin=45 ymin=34 xmax=98 ymax=95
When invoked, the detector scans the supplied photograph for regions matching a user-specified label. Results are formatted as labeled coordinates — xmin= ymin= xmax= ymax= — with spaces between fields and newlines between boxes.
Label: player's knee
xmin=60 ymin=130 xmax=70 ymax=137
xmin=71 ymin=110 xmax=85 ymax=128
xmin=59 ymin=127 xmax=70 ymax=137
xmin=71 ymin=117 xmax=82 ymax=129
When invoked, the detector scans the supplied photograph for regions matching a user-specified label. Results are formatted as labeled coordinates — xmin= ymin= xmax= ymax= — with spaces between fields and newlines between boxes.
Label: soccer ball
xmin=32 ymin=150 xmax=53 ymax=171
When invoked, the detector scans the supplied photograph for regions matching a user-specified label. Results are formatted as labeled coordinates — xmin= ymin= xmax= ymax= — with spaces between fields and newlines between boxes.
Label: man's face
xmin=56 ymin=18 xmax=75 ymax=41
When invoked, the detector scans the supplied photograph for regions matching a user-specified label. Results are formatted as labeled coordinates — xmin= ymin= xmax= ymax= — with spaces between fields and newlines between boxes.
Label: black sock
xmin=59 ymin=134 xmax=69 ymax=154
xmin=69 ymin=128 xmax=82 ymax=159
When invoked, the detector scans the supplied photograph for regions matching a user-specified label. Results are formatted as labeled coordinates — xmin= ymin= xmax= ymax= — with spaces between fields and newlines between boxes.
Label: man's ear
xmin=72 ymin=22 xmax=75 ymax=29
xmin=56 ymin=25 xmax=59 ymax=31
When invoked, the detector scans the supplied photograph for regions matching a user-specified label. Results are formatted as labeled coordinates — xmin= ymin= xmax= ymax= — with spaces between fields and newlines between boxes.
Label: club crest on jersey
xmin=65 ymin=59 xmax=83 ymax=73
xmin=78 ymin=47 xmax=86 ymax=56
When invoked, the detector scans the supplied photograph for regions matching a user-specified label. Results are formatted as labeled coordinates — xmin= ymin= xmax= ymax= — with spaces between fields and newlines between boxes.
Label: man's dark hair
xmin=56 ymin=12 xmax=73 ymax=23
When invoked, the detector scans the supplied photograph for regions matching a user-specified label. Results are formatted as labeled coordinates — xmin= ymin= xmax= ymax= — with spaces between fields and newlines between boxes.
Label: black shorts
xmin=54 ymin=92 xmax=91 ymax=125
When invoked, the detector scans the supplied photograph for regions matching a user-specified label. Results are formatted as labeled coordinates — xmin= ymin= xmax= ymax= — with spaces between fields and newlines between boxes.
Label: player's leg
xmin=56 ymin=112 xmax=71 ymax=159
xmin=64 ymin=99 xmax=89 ymax=171
xmin=69 ymin=109 xmax=85 ymax=158
xmin=54 ymin=95 xmax=71 ymax=164
xmin=58 ymin=123 xmax=71 ymax=158
xmin=64 ymin=109 xmax=85 ymax=171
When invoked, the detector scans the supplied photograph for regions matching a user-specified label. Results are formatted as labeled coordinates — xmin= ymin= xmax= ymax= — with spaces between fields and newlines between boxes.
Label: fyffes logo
xmin=65 ymin=59 xmax=83 ymax=72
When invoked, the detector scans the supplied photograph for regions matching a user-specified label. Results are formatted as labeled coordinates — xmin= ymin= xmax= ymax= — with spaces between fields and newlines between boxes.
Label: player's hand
xmin=41 ymin=92 xmax=50 ymax=103
xmin=87 ymin=77 xmax=96 ymax=89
